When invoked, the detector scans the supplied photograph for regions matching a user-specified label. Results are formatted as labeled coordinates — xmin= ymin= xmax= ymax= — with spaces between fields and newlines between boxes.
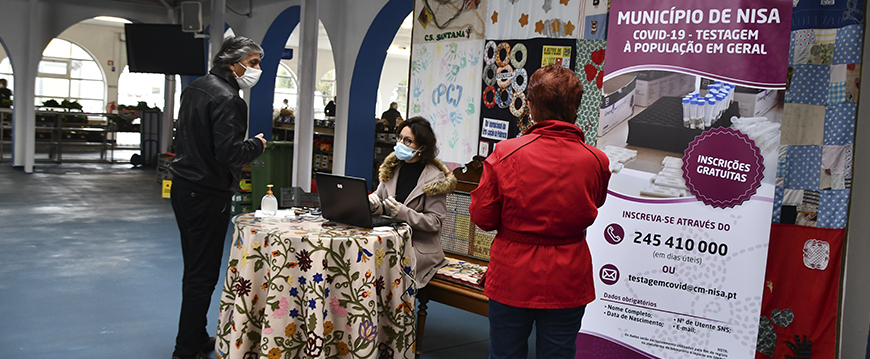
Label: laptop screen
xmin=314 ymin=173 xmax=375 ymax=228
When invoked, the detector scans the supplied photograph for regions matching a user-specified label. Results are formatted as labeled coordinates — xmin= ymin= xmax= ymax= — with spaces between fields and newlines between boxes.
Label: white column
xmin=13 ymin=0 xmax=39 ymax=173
xmin=292 ymin=0 xmax=319 ymax=192
xmin=210 ymin=0 xmax=226 ymax=68
xmin=162 ymin=6 xmax=177 ymax=154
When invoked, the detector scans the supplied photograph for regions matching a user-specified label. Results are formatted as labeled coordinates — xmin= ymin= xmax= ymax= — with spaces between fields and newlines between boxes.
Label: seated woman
xmin=368 ymin=116 xmax=456 ymax=287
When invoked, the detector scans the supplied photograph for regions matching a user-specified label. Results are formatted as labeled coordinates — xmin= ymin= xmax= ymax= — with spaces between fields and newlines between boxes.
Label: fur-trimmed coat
xmin=371 ymin=153 xmax=457 ymax=286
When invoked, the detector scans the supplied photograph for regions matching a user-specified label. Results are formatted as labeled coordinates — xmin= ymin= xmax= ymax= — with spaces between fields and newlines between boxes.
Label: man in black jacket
xmin=168 ymin=36 xmax=266 ymax=359
xmin=380 ymin=101 xmax=403 ymax=131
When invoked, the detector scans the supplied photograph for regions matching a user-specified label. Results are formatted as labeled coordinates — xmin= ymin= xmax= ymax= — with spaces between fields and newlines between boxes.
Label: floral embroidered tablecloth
xmin=217 ymin=213 xmax=417 ymax=359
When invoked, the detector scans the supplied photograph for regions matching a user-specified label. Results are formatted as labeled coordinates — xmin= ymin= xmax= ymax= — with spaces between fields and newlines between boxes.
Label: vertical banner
xmin=408 ymin=40 xmax=483 ymax=165
xmin=577 ymin=1 xmax=792 ymax=359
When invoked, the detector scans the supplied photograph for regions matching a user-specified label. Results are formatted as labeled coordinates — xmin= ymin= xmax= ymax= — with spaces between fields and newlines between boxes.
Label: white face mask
xmin=233 ymin=63 xmax=261 ymax=89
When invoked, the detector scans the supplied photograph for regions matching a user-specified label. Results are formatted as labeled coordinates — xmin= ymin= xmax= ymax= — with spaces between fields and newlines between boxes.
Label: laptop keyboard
xmin=371 ymin=215 xmax=396 ymax=227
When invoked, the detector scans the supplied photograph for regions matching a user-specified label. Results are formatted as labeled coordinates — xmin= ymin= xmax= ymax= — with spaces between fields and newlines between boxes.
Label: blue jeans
xmin=488 ymin=299 xmax=586 ymax=359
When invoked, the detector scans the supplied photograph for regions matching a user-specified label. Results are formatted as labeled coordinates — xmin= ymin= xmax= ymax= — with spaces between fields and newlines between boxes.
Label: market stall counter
xmin=217 ymin=212 xmax=418 ymax=359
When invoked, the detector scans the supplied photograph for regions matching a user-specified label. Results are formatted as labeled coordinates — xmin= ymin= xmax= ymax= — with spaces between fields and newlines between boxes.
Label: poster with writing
xmin=603 ymin=1 xmax=792 ymax=89
xmin=485 ymin=0 xmax=582 ymax=39
xmin=413 ymin=0 xmax=488 ymax=43
xmin=408 ymin=40 xmax=482 ymax=165
xmin=577 ymin=1 xmax=792 ymax=358
xmin=477 ymin=38 xmax=576 ymax=157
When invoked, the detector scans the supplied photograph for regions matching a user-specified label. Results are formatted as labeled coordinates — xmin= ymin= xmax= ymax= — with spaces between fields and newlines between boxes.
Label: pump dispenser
xmin=262 ymin=184 xmax=278 ymax=216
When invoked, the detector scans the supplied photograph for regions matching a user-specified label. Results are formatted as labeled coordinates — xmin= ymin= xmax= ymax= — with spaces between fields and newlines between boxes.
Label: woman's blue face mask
xmin=394 ymin=142 xmax=419 ymax=161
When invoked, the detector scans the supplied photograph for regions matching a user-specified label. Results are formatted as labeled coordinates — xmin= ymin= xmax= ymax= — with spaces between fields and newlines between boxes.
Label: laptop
xmin=315 ymin=173 xmax=403 ymax=228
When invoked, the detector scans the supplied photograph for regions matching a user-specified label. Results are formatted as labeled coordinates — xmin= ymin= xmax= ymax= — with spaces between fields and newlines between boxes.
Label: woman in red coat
xmin=470 ymin=64 xmax=611 ymax=359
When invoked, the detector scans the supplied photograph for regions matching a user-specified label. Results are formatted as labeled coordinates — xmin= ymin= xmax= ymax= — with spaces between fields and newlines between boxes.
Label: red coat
xmin=470 ymin=120 xmax=611 ymax=309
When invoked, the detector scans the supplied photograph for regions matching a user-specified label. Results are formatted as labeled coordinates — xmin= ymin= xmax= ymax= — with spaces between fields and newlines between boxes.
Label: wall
xmin=840 ymin=22 xmax=870 ymax=359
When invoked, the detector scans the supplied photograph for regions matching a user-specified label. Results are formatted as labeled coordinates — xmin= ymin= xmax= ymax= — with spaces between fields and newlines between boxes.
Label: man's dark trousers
xmin=171 ymin=184 xmax=231 ymax=359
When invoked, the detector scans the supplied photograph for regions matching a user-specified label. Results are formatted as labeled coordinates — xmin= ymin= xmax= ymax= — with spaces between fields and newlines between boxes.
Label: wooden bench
xmin=415 ymin=159 xmax=492 ymax=358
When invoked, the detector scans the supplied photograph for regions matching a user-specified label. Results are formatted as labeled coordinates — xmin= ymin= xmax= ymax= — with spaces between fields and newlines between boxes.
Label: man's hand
xmin=255 ymin=133 xmax=266 ymax=153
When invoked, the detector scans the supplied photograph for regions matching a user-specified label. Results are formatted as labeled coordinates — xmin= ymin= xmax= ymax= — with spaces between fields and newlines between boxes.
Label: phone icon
xmin=604 ymin=224 xmax=624 ymax=245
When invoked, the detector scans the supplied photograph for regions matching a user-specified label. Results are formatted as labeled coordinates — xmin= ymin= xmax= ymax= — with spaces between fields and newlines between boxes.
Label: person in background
xmin=469 ymin=64 xmax=611 ymax=359
xmin=0 ymin=79 xmax=12 ymax=102
xmin=368 ymin=116 xmax=456 ymax=287
xmin=282 ymin=98 xmax=290 ymax=109
xmin=324 ymin=96 xmax=336 ymax=117
xmin=380 ymin=101 xmax=403 ymax=131
xmin=168 ymin=36 xmax=267 ymax=359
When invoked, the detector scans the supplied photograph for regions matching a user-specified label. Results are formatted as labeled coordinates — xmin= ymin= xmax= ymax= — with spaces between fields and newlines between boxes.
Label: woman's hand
xmin=384 ymin=196 xmax=402 ymax=217
xmin=368 ymin=193 xmax=381 ymax=212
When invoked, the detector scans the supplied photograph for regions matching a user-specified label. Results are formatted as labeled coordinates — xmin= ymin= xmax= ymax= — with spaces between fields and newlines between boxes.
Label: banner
xmin=413 ymin=0 xmax=487 ymax=43
xmin=755 ymin=224 xmax=844 ymax=359
xmin=485 ymin=0 xmax=582 ymax=39
xmin=577 ymin=1 xmax=792 ymax=358
xmin=603 ymin=1 xmax=793 ymax=89
xmin=408 ymin=40 xmax=482 ymax=164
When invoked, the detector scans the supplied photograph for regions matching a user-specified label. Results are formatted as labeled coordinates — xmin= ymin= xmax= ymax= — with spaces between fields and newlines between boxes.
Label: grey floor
xmin=0 ymin=161 xmax=493 ymax=359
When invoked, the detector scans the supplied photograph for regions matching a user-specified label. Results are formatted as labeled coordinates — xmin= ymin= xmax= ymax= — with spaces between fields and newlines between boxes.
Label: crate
xmin=231 ymin=201 xmax=252 ymax=216
xmin=251 ymin=141 xmax=294 ymax=210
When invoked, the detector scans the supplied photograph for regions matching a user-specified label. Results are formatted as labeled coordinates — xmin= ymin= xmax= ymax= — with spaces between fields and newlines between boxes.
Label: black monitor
xmin=124 ymin=24 xmax=207 ymax=76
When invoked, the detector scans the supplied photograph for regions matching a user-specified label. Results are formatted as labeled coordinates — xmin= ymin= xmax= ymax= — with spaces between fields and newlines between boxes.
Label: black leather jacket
xmin=169 ymin=66 xmax=264 ymax=198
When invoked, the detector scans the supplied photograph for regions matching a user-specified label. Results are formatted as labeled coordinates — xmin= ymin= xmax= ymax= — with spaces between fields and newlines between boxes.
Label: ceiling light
xmin=93 ymin=16 xmax=132 ymax=24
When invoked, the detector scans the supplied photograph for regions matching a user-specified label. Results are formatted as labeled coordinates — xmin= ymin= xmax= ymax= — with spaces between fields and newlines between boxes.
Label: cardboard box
xmin=599 ymin=74 xmax=636 ymax=136
xmin=733 ymin=88 xmax=779 ymax=117
xmin=635 ymin=71 xmax=695 ymax=107
xmin=633 ymin=72 xmax=665 ymax=107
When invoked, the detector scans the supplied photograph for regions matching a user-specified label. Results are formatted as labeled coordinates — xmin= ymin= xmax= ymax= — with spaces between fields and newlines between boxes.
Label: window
xmin=274 ymin=62 xmax=297 ymax=110
xmin=0 ymin=58 xmax=13 ymax=91
xmin=317 ymin=69 xmax=335 ymax=106
xmin=34 ymin=39 xmax=105 ymax=113
xmin=117 ymin=66 xmax=181 ymax=117
xmin=391 ymin=78 xmax=408 ymax=116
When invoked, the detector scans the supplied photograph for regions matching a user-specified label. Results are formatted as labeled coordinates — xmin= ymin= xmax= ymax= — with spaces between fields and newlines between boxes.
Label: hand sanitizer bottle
xmin=262 ymin=184 xmax=278 ymax=216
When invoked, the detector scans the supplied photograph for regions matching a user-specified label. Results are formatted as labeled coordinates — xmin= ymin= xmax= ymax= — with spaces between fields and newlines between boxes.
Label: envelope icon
xmin=602 ymin=268 xmax=618 ymax=281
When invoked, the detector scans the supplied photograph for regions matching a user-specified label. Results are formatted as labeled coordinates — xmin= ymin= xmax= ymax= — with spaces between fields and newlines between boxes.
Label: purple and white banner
xmin=578 ymin=1 xmax=791 ymax=358
xmin=603 ymin=1 xmax=793 ymax=89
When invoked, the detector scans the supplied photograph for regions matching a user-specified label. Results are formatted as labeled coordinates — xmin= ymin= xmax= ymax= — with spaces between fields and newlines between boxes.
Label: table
xmin=217 ymin=213 xmax=418 ymax=359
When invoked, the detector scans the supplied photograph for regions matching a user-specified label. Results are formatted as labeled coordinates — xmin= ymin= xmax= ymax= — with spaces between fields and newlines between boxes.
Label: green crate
xmin=231 ymin=202 xmax=252 ymax=216
xmin=251 ymin=141 xmax=294 ymax=210
xmin=232 ymin=192 xmax=252 ymax=203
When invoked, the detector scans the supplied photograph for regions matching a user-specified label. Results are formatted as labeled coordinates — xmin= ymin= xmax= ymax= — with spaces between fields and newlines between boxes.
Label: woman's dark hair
xmin=213 ymin=36 xmax=264 ymax=69
xmin=526 ymin=64 xmax=584 ymax=123
xmin=396 ymin=116 xmax=438 ymax=164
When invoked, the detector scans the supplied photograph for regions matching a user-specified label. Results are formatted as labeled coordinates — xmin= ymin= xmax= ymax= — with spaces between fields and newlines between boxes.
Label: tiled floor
xmin=0 ymin=162 xmax=495 ymax=359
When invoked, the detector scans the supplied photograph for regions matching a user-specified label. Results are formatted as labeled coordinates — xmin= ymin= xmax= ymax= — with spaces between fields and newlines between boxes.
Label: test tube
xmin=682 ymin=97 xmax=691 ymax=128
xmin=696 ymin=99 xmax=706 ymax=129
xmin=706 ymin=97 xmax=717 ymax=127
xmin=689 ymin=98 xmax=699 ymax=129
xmin=716 ymin=93 xmax=727 ymax=118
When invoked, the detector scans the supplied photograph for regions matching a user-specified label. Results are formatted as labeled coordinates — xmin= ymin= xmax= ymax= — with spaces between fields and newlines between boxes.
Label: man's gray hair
xmin=213 ymin=36 xmax=264 ymax=69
